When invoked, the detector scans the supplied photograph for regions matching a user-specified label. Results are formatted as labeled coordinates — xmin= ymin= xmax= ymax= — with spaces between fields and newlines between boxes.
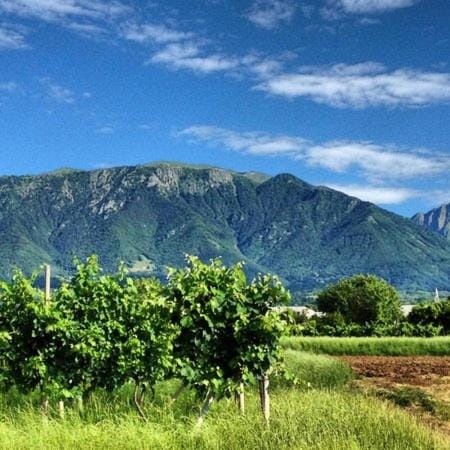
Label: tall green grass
xmin=282 ymin=336 xmax=450 ymax=356
xmin=0 ymin=388 xmax=446 ymax=450
xmin=276 ymin=350 xmax=354 ymax=389
xmin=0 ymin=352 xmax=447 ymax=449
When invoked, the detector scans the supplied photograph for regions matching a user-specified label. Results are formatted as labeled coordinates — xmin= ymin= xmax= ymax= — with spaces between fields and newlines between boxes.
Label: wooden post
xmin=238 ymin=382 xmax=245 ymax=414
xmin=58 ymin=400 xmax=65 ymax=419
xmin=196 ymin=392 xmax=214 ymax=426
xmin=259 ymin=375 xmax=270 ymax=426
xmin=41 ymin=395 xmax=49 ymax=416
xmin=76 ymin=396 xmax=84 ymax=414
xmin=44 ymin=264 xmax=51 ymax=305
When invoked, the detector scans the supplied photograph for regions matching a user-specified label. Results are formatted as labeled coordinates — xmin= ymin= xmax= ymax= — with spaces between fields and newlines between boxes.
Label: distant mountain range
xmin=413 ymin=204 xmax=450 ymax=240
xmin=1 ymin=162 xmax=450 ymax=292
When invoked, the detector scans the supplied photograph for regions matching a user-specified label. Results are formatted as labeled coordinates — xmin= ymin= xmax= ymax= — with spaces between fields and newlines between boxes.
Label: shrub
xmin=167 ymin=256 xmax=290 ymax=400
xmin=408 ymin=301 xmax=450 ymax=334
xmin=316 ymin=275 xmax=402 ymax=328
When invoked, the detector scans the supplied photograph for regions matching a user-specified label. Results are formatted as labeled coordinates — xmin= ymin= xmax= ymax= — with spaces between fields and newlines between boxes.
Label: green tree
xmin=316 ymin=274 xmax=402 ymax=327
xmin=408 ymin=301 xmax=450 ymax=335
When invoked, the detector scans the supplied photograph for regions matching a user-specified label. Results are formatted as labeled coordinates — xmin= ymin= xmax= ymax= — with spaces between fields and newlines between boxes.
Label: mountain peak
xmin=413 ymin=203 xmax=450 ymax=239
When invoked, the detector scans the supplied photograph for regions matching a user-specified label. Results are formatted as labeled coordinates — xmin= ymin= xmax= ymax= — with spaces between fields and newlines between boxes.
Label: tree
xmin=316 ymin=274 xmax=402 ymax=326
xmin=408 ymin=301 xmax=450 ymax=334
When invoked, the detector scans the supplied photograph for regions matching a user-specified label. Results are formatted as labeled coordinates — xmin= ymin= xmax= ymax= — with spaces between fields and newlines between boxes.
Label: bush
xmin=167 ymin=256 xmax=290 ymax=400
xmin=316 ymin=275 xmax=402 ymax=329
xmin=408 ymin=301 xmax=450 ymax=334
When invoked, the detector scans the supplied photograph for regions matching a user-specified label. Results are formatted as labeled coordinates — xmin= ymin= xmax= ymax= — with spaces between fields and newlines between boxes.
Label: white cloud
xmin=257 ymin=62 xmax=450 ymax=108
xmin=325 ymin=184 xmax=418 ymax=204
xmin=122 ymin=23 xmax=194 ymax=44
xmin=331 ymin=0 xmax=417 ymax=14
xmin=304 ymin=141 xmax=450 ymax=180
xmin=39 ymin=78 xmax=76 ymax=103
xmin=150 ymin=42 xmax=240 ymax=74
xmin=179 ymin=125 xmax=450 ymax=181
xmin=0 ymin=0 xmax=131 ymax=39
xmin=245 ymin=0 xmax=296 ymax=29
xmin=0 ymin=24 xmax=28 ymax=50
xmin=0 ymin=0 xmax=129 ymax=22
xmin=95 ymin=126 xmax=114 ymax=134
xmin=178 ymin=125 xmax=308 ymax=156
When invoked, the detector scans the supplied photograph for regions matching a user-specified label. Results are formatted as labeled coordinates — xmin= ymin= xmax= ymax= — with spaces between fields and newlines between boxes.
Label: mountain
xmin=412 ymin=204 xmax=450 ymax=240
xmin=1 ymin=162 xmax=450 ymax=292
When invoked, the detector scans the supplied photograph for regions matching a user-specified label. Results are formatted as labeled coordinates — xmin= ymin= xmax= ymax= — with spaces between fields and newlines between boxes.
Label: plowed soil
xmin=340 ymin=356 xmax=450 ymax=436
xmin=340 ymin=356 xmax=450 ymax=386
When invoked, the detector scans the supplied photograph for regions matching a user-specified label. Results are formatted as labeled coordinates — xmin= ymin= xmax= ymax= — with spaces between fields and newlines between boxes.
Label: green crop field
xmin=0 ymin=351 xmax=447 ymax=450
xmin=282 ymin=336 xmax=450 ymax=356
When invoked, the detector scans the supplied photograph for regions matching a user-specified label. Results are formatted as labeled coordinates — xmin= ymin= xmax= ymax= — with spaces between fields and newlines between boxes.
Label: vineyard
xmin=1 ymin=256 xmax=449 ymax=449
xmin=0 ymin=255 xmax=289 ymax=423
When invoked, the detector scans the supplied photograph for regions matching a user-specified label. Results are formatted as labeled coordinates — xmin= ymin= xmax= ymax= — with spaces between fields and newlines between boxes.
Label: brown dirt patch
xmin=339 ymin=356 xmax=450 ymax=386
xmin=340 ymin=356 xmax=450 ymax=437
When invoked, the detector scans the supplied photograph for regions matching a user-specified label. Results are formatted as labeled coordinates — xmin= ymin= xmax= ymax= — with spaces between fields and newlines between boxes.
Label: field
xmin=1 ymin=350 xmax=449 ymax=450
xmin=282 ymin=336 xmax=450 ymax=356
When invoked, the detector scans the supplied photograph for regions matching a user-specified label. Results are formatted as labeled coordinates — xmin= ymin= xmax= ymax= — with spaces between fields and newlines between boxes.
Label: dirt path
xmin=339 ymin=356 xmax=450 ymax=386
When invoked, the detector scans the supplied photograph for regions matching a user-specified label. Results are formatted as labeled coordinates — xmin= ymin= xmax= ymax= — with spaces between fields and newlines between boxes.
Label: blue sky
xmin=0 ymin=0 xmax=449 ymax=217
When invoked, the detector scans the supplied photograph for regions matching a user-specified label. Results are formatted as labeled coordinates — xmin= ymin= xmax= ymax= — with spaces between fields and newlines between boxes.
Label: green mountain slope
xmin=1 ymin=163 xmax=450 ymax=291
xmin=413 ymin=204 xmax=450 ymax=240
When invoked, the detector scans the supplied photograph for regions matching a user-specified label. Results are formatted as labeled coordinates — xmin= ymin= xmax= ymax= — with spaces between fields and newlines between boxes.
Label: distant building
xmin=281 ymin=306 xmax=324 ymax=318
xmin=400 ymin=305 xmax=414 ymax=317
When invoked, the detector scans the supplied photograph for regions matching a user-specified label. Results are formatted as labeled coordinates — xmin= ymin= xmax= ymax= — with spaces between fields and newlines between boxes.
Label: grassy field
xmin=281 ymin=336 xmax=450 ymax=356
xmin=0 ymin=351 xmax=448 ymax=450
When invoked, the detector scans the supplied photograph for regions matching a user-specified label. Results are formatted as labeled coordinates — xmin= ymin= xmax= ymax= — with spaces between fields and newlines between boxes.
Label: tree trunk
xmin=134 ymin=383 xmax=147 ymax=421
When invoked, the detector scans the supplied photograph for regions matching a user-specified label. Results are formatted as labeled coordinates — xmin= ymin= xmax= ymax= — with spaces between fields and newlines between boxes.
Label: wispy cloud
xmin=305 ymin=141 xmax=450 ymax=180
xmin=0 ymin=24 xmax=28 ymax=50
xmin=178 ymin=125 xmax=450 ymax=181
xmin=326 ymin=0 xmax=418 ymax=15
xmin=39 ymin=78 xmax=80 ymax=104
xmin=179 ymin=125 xmax=307 ymax=156
xmin=0 ymin=0 xmax=130 ymax=22
xmin=150 ymin=42 xmax=240 ymax=74
xmin=257 ymin=62 xmax=450 ymax=108
xmin=95 ymin=126 xmax=114 ymax=134
xmin=122 ymin=22 xmax=194 ymax=44
xmin=0 ymin=0 xmax=131 ymax=40
xmin=325 ymin=184 xmax=418 ymax=204
xmin=245 ymin=0 xmax=296 ymax=29
xmin=0 ymin=81 xmax=18 ymax=92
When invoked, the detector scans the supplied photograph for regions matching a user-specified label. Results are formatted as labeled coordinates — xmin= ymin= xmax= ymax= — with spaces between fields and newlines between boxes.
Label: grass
xmin=0 ymin=388 xmax=447 ymax=449
xmin=0 ymin=351 xmax=448 ymax=449
xmin=276 ymin=350 xmax=354 ymax=389
xmin=281 ymin=336 xmax=450 ymax=356
xmin=375 ymin=387 xmax=450 ymax=422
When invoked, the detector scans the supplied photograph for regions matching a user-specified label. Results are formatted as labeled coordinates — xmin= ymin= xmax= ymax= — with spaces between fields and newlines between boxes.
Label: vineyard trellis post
xmin=259 ymin=375 xmax=270 ymax=426
xmin=238 ymin=382 xmax=245 ymax=414
xmin=44 ymin=264 xmax=51 ymax=305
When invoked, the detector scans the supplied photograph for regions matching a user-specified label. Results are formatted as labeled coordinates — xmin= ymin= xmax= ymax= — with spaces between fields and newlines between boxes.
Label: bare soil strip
xmin=339 ymin=356 xmax=450 ymax=386
xmin=339 ymin=356 xmax=450 ymax=436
